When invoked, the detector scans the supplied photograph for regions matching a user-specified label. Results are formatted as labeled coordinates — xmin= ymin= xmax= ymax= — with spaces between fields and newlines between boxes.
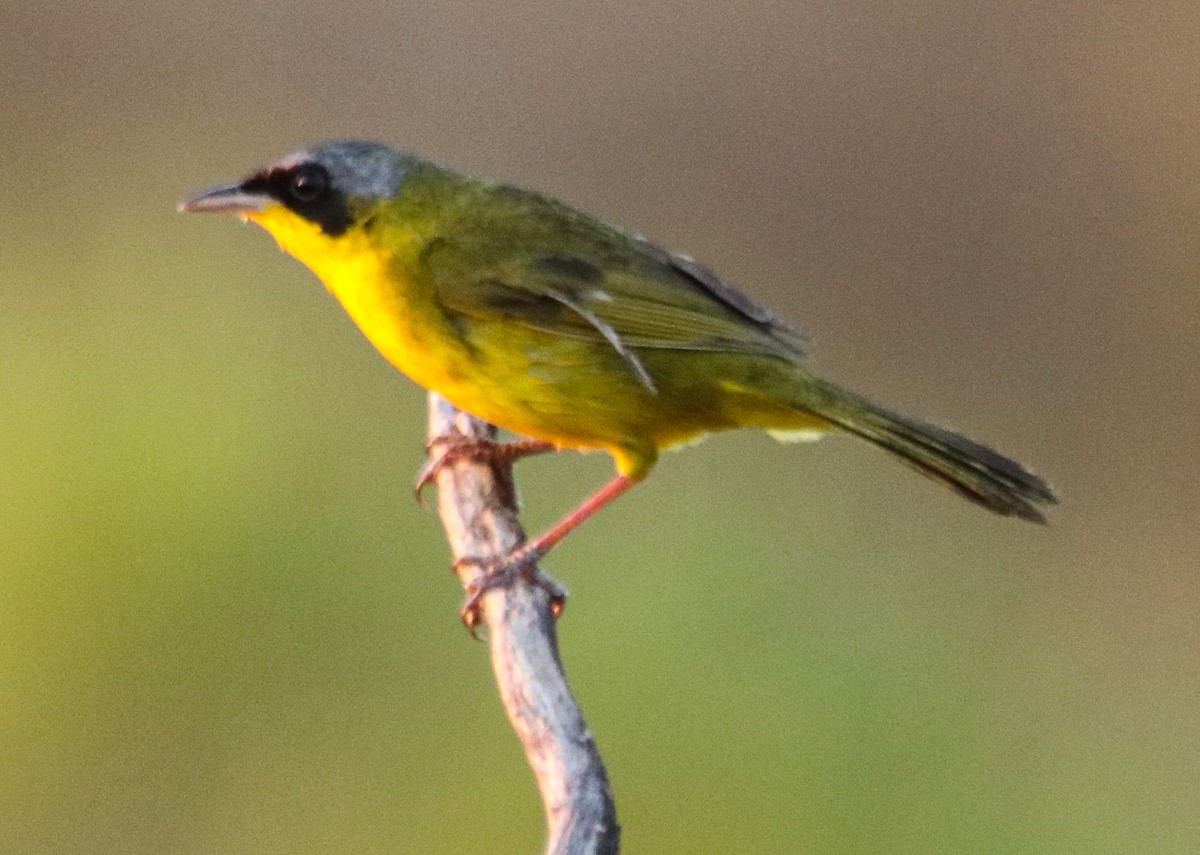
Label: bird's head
xmin=179 ymin=140 xmax=419 ymax=275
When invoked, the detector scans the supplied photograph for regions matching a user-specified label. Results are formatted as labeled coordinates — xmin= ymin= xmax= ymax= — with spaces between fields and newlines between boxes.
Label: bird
xmin=180 ymin=140 xmax=1056 ymax=626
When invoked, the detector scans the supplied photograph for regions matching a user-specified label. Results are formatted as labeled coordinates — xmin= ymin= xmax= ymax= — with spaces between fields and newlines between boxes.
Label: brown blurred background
xmin=2 ymin=2 xmax=1197 ymax=853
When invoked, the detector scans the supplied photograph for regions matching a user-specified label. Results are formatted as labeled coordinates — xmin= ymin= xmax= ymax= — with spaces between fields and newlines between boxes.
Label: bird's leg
xmin=522 ymin=473 xmax=638 ymax=557
xmin=456 ymin=474 xmax=637 ymax=633
xmin=415 ymin=435 xmax=557 ymax=505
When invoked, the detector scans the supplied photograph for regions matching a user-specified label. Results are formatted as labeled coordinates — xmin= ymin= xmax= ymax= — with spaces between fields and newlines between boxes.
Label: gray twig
xmin=426 ymin=393 xmax=620 ymax=855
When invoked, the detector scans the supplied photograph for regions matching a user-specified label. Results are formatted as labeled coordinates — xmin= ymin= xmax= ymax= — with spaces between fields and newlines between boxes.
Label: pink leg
xmin=525 ymin=474 xmax=637 ymax=557
xmin=457 ymin=474 xmax=638 ymax=633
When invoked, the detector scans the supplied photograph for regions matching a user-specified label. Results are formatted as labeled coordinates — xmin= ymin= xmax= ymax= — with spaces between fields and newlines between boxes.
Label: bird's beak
xmin=177 ymin=181 xmax=268 ymax=215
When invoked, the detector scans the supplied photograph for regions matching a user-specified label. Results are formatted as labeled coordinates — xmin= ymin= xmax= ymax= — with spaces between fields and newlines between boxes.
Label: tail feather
xmin=812 ymin=383 xmax=1057 ymax=523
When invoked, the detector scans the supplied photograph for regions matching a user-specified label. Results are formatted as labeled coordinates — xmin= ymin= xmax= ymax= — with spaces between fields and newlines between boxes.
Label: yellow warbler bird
xmin=180 ymin=140 xmax=1056 ymax=622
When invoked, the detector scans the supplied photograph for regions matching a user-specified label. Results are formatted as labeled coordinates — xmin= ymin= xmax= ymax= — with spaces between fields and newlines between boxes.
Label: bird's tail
xmin=797 ymin=380 xmax=1057 ymax=523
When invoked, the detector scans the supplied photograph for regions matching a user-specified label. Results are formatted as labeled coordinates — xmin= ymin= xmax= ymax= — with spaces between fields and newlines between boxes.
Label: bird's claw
xmin=415 ymin=435 xmax=554 ymax=507
xmin=454 ymin=547 xmax=567 ymax=637
xmin=415 ymin=435 xmax=493 ymax=506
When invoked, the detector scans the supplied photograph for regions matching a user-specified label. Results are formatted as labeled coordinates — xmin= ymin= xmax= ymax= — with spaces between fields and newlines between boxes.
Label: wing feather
xmin=423 ymin=185 xmax=807 ymax=388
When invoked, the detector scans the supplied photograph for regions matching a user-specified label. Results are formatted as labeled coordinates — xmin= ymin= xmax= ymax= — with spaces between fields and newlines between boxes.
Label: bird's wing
xmin=422 ymin=192 xmax=806 ymax=393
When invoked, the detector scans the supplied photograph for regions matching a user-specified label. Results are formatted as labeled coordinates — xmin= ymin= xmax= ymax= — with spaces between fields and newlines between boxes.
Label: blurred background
xmin=2 ymin=2 xmax=1197 ymax=852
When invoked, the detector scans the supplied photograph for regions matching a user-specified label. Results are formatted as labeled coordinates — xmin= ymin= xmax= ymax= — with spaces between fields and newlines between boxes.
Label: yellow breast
xmin=249 ymin=206 xmax=471 ymax=396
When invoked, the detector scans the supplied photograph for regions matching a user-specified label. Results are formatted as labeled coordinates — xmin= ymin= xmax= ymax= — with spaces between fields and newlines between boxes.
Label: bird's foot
xmin=453 ymin=546 xmax=567 ymax=637
xmin=415 ymin=436 xmax=556 ymax=506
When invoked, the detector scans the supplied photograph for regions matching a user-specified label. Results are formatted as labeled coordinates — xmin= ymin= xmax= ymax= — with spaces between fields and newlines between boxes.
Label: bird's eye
xmin=289 ymin=165 xmax=328 ymax=203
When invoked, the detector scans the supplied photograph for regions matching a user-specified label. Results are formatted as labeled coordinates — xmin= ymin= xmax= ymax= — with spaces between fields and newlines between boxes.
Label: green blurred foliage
xmin=2 ymin=2 xmax=1199 ymax=852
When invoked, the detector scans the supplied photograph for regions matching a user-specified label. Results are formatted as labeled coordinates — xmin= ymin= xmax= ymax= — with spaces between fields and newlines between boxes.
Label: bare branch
xmin=426 ymin=393 xmax=620 ymax=855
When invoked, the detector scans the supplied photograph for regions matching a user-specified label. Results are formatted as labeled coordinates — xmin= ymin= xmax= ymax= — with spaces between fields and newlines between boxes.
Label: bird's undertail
xmin=803 ymin=380 xmax=1057 ymax=523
